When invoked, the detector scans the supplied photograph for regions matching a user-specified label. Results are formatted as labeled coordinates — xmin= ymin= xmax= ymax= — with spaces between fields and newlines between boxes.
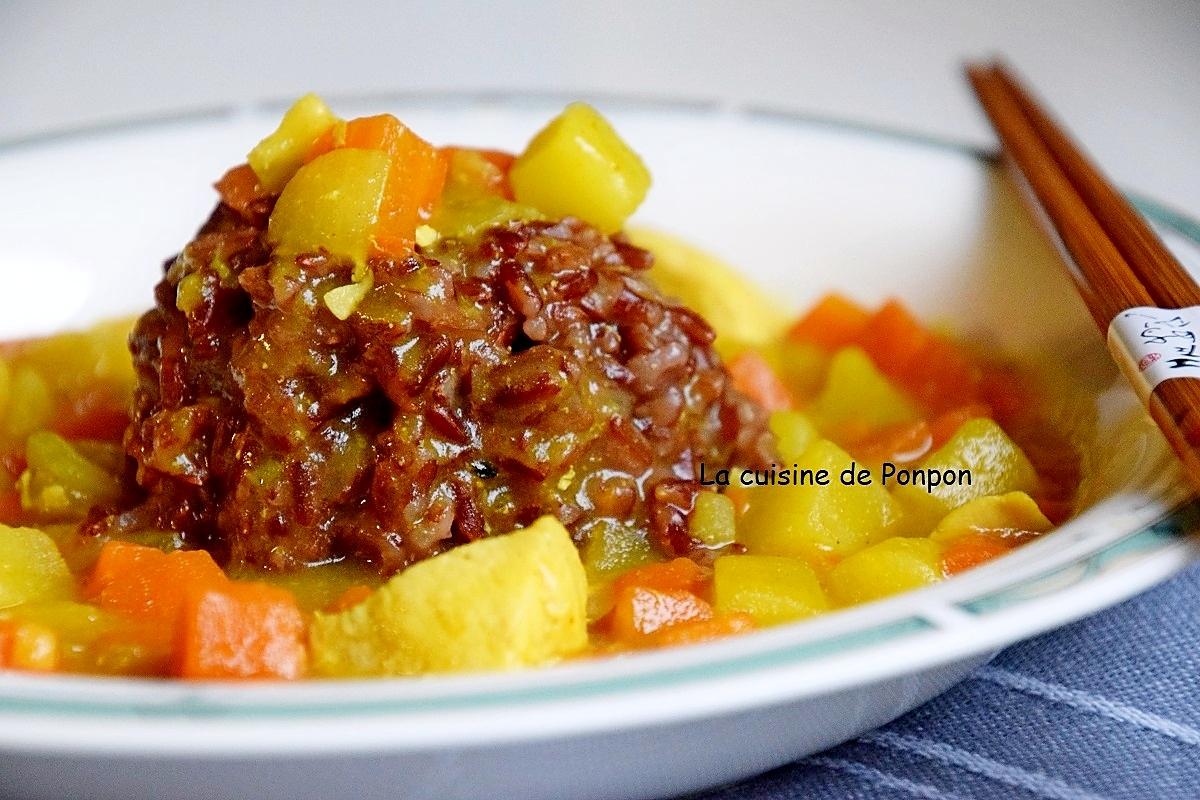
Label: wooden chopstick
xmin=989 ymin=63 xmax=1200 ymax=310
xmin=966 ymin=61 xmax=1200 ymax=488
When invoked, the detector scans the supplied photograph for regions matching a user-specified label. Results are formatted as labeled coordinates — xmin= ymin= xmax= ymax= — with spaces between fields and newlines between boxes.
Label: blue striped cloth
xmin=698 ymin=562 xmax=1200 ymax=800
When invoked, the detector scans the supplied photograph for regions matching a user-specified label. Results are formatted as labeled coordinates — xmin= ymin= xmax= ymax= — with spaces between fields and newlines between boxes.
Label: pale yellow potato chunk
xmin=310 ymin=516 xmax=587 ymax=676
xmin=892 ymin=418 xmax=1039 ymax=533
xmin=828 ymin=537 xmax=943 ymax=606
xmin=0 ymin=525 xmax=74 ymax=610
xmin=769 ymin=410 xmax=820 ymax=464
xmin=811 ymin=347 xmax=920 ymax=434
xmin=930 ymin=491 xmax=1051 ymax=543
xmin=714 ymin=555 xmax=829 ymax=626
xmin=511 ymin=102 xmax=650 ymax=234
xmin=738 ymin=439 xmax=901 ymax=561
xmin=267 ymin=148 xmax=390 ymax=268
xmin=248 ymin=93 xmax=340 ymax=192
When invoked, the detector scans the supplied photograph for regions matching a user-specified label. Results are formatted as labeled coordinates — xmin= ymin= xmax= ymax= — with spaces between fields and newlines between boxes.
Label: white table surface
xmin=1 ymin=0 xmax=1198 ymax=216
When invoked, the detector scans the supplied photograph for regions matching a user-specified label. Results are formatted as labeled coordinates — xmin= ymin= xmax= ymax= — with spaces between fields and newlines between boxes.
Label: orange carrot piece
xmin=786 ymin=293 xmax=871 ymax=351
xmin=851 ymin=419 xmax=933 ymax=464
xmin=644 ymin=612 xmax=755 ymax=647
xmin=325 ymin=584 xmax=374 ymax=613
xmin=941 ymin=533 xmax=1014 ymax=575
xmin=214 ymin=164 xmax=272 ymax=220
xmin=302 ymin=114 xmax=449 ymax=253
xmin=903 ymin=337 xmax=983 ymax=412
xmin=724 ymin=484 xmax=753 ymax=518
xmin=303 ymin=125 xmax=340 ymax=162
xmin=612 ymin=557 xmax=708 ymax=597
xmin=609 ymin=586 xmax=713 ymax=643
xmin=0 ymin=623 xmax=11 ymax=668
xmin=861 ymin=300 xmax=930 ymax=377
xmin=332 ymin=114 xmax=449 ymax=253
xmin=87 ymin=542 xmax=228 ymax=650
xmin=175 ymin=582 xmax=306 ymax=680
xmin=0 ymin=620 xmax=59 ymax=672
xmin=727 ymin=351 xmax=794 ymax=412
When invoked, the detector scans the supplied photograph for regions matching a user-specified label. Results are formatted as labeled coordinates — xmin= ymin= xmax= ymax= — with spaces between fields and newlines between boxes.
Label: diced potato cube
xmin=17 ymin=318 xmax=137 ymax=402
xmin=311 ymin=516 xmax=587 ymax=676
xmin=769 ymin=410 xmax=820 ymax=463
xmin=582 ymin=520 xmax=656 ymax=621
xmin=19 ymin=431 xmax=122 ymax=518
xmin=0 ymin=525 xmax=73 ymax=609
xmin=689 ymin=493 xmax=736 ymax=547
xmin=893 ymin=418 xmax=1039 ymax=531
xmin=3 ymin=365 xmax=51 ymax=440
xmin=738 ymin=439 xmax=901 ymax=561
xmin=1 ymin=600 xmax=162 ymax=674
xmin=511 ymin=103 xmax=651 ymax=234
xmin=248 ymin=93 xmax=340 ymax=192
xmin=828 ymin=537 xmax=943 ymax=605
xmin=811 ymin=347 xmax=919 ymax=435
xmin=2 ymin=600 xmax=111 ymax=645
xmin=582 ymin=519 xmax=655 ymax=579
xmin=628 ymin=228 xmax=791 ymax=353
xmin=268 ymin=148 xmax=390 ymax=267
xmin=713 ymin=555 xmax=828 ymax=625
xmin=930 ymin=491 xmax=1051 ymax=543
xmin=769 ymin=339 xmax=830 ymax=400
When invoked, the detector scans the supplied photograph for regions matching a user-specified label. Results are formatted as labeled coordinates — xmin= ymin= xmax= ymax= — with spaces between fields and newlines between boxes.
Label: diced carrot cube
xmin=176 ymin=582 xmax=306 ymax=680
xmin=787 ymin=293 xmax=871 ymax=351
xmin=336 ymin=114 xmax=449 ymax=253
xmin=612 ymin=557 xmax=708 ymax=597
xmin=609 ymin=586 xmax=713 ymax=643
xmin=941 ymin=532 xmax=1013 ymax=575
xmin=861 ymin=300 xmax=930 ymax=377
xmin=903 ymin=337 xmax=983 ymax=411
xmin=724 ymin=485 xmax=753 ymax=518
xmin=0 ymin=620 xmax=59 ymax=672
xmin=87 ymin=542 xmax=228 ymax=651
xmin=851 ymin=420 xmax=933 ymax=464
xmin=644 ymin=612 xmax=755 ymax=647
xmin=0 ymin=623 xmax=11 ymax=669
xmin=727 ymin=351 xmax=794 ymax=412
xmin=303 ymin=125 xmax=340 ymax=162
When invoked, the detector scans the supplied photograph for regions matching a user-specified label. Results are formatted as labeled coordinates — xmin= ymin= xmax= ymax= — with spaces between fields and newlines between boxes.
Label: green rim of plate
xmin=1 ymin=96 xmax=1197 ymax=719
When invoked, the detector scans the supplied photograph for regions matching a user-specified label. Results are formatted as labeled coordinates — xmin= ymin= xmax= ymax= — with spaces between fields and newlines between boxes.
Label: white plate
xmin=1 ymin=94 xmax=1198 ymax=800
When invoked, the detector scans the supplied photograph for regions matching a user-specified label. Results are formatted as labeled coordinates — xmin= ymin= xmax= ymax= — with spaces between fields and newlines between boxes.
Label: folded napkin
xmin=697 ymin=562 xmax=1200 ymax=800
